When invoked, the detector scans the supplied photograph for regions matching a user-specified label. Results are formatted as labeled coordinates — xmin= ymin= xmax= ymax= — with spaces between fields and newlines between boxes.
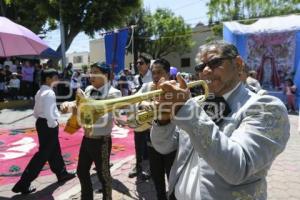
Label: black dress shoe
xmin=57 ymin=172 xmax=76 ymax=183
xmin=139 ymin=171 xmax=151 ymax=181
xmin=95 ymin=188 xmax=103 ymax=194
xmin=12 ymin=185 xmax=36 ymax=194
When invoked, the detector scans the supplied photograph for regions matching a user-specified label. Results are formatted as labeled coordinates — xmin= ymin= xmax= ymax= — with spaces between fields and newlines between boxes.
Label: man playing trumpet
xmin=134 ymin=58 xmax=177 ymax=200
xmin=60 ymin=62 xmax=121 ymax=200
xmin=151 ymin=41 xmax=290 ymax=200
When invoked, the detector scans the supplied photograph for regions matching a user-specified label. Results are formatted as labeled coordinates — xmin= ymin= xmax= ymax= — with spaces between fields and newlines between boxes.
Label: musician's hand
xmin=138 ymin=101 xmax=154 ymax=111
xmin=76 ymin=88 xmax=85 ymax=96
xmin=60 ymin=101 xmax=76 ymax=114
xmin=150 ymin=83 xmax=157 ymax=91
xmin=156 ymin=73 xmax=190 ymax=122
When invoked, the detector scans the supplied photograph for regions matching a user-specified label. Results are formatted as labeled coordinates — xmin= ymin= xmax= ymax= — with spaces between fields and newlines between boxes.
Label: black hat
xmin=92 ymin=61 xmax=111 ymax=74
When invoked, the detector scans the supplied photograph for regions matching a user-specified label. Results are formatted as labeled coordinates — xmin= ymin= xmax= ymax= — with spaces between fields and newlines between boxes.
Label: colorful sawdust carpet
xmin=0 ymin=124 xmax=134 ymax=185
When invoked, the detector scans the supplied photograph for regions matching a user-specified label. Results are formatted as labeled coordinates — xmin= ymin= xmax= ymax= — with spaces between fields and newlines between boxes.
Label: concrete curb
xmin=0 ymin=100 xmax=34 ymax=109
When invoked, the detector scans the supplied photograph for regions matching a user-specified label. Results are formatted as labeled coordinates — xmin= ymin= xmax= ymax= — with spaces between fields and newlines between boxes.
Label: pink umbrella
xmin=0 ymin=17 xmax=49 ymax=57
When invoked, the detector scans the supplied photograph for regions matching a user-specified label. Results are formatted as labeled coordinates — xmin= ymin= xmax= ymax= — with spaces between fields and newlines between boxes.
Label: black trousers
xmin=16 ymin=118 xmax=66 ymax=188
xmin=77 ymin=136 xmax=112 ymax=200
xmin=134 ymin=129 xmax=149 ymax=171
xmin=21 ymin=80 xmax=33 ymax=98
xmin=9 ymin=88 xmax=19 ymax=99
xmin=148 ymin=146 xmax=176 ymax=200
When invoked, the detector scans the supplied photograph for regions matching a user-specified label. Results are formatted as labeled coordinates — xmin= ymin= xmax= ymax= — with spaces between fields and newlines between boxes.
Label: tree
xmin=125 ymin=8 xmax=151 ymax=67
xmin=0 ymin=0 xmax=51 ymax=34
xmin=127 ymin=8 xmax=194 ymax=59
xmin=207 ymin=0 xmax=300 ymax=24
xmin=1 ymin=0 xmax=141 ymax=55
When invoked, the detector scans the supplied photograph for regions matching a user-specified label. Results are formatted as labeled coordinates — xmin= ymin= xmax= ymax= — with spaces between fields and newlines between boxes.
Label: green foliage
xmin=205 ymin=35 xmax=218 ymax=43
xmin=211 ymin=24 xmax=223 ymax=36
xmin=0 ymin=0 xmax=49 ymax=34
xmin=208 ymin=0 xmax=300 ymax=24
xmin=127 ymin=8 xmax=194 ymax=59
xmin=81 ymin=64 xmax=88 ymax=70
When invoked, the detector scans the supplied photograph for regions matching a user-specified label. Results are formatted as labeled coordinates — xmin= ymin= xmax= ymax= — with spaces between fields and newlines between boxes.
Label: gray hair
xmin=195 ymin=40 xmax=239 ymax=64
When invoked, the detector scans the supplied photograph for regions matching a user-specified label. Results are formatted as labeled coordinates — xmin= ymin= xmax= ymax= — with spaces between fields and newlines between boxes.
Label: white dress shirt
xmin=9 ymin=78 xmax=20 ymax=89
xmin=133 ymin=70 xmax=152 ymax=92
xmin=84 ymin=83 xmax=122 ymax=138
xmin=33 ymin=85 xmax=60 ymax=128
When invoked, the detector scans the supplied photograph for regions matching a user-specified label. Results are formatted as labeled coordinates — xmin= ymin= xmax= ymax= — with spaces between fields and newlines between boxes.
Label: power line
xmin=172 ymin=0 xmax=204 ymax=11
xmin=136 ymin=28 xmax=212 ymax=40
xmin=184 ymin=16 xmax=208 ymax=22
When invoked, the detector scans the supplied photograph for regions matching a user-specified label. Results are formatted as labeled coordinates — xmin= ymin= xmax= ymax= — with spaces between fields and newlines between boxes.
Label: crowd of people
xmin=9 ymin=41 xmax=295 ymax=200
xmin=0 ymin=58 xmax=42 ymax=101
xmin=0 ymin=59 xmax=91 ymax=102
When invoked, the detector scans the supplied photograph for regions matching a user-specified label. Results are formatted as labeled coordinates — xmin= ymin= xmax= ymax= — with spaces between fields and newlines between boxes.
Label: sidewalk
xmin=0 ymin=155 xmax=157 ymax=200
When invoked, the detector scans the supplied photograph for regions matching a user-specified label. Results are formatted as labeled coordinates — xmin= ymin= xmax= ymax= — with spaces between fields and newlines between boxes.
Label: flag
xmin=104 ymin=29 xmax=129 ymax=74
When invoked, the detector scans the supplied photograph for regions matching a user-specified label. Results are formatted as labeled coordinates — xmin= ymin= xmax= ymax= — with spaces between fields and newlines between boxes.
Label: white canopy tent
xmin=224 ymin=14 xmax=300 ymax=34
xmin=223 ymin=14 xmax=300 ymax=107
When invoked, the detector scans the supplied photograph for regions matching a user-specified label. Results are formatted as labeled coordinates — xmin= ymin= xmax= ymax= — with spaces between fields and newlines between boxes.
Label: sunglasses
xmin=195 ymin=57 xmax=234 ymax=72
xmin=137 ymin=61 xmax=145 ymax=65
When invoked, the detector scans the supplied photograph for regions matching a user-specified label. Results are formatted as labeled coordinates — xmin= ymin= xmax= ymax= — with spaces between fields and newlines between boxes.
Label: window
xmin=181 ymin=58 xmax=190 ymax=68
xmin=73 ymin=56 xmax=83 ymax=64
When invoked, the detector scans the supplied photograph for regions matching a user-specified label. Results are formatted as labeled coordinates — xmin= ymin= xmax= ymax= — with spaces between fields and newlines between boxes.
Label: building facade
xmin=66 ymin=51 xmax=90 ymax=70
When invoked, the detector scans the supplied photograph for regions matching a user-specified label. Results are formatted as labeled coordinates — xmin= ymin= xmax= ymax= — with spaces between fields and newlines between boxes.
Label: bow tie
xmin=90 ymin=89 xmax=102 ymax=100
xmin=202 ymin=96 xmax=231 ymax=124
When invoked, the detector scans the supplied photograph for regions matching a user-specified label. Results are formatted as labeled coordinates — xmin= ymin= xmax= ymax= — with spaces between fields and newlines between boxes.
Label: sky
xmin=43 ymin=0 xmax=209 ymax=54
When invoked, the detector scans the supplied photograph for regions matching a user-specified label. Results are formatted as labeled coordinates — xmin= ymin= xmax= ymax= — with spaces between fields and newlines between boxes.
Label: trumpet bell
xmin=64 ymin=114 xmax=81 ymax=134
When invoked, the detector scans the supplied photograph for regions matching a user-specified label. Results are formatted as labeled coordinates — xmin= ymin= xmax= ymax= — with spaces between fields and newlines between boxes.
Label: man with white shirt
xmin=129 ymin=54 xmax=152 ymax=179
xmin=12 ymin=69 xmax=75 ymax=195
xmin=133 ymin=54 xmax=152 ymax=93
xmin=151 ymin=41 xmax=290 ymax=200
xmin=61 ymin=62 xmax=121 ymax=200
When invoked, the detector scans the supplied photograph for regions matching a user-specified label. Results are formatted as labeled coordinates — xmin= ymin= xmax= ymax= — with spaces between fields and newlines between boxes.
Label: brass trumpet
xmin=64 ymin=80 xmax=209 ymax=133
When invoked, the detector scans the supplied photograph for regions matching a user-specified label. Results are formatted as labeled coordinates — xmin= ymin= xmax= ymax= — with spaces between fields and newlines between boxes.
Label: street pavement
xmin=0 ymin=106 xmax=299 ymax=200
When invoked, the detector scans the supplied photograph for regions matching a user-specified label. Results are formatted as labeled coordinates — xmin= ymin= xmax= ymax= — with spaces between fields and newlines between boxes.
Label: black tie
xmin=90 ymin=89 xmax=102 ymax=100
xmin=138 ymin=75 xmax=143 ymax=86
xmin=202 ymin=96 xmax=231 ymax=124
xmin=136 ymin=75 xmax=143 ymax=91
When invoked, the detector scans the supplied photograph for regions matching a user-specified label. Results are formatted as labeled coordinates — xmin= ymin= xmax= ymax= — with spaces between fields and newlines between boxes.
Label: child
xmin=12 ymin=69 xmax=75 ymax=195
xmin=8 ymin=72 xmax=20 ymax=100
xmin=61 ymin=62 xmax=121 ymax=200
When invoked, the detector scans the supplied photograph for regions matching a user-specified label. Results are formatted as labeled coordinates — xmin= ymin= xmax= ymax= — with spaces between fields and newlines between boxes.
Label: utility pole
xmin=59 ymin=0 xmax=66 ymax=70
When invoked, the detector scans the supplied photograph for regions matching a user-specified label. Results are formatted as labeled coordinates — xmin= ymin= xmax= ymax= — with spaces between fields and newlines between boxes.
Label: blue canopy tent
xmin=40 ymin=48 xmax=61 ymax=59
xmin=17 ymin=47 xmax=61 ymax=60
xmin=223 ymin=14 xmax=300 ymax=108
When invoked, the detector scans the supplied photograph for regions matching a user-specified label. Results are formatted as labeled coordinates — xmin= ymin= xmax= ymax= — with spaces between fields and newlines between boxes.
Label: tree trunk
xmin=51 ymin=28 xmax=79 ymax=70
xmin=233 ymin=0 xmax=240 ymax=20
xmin=0 ymin=0 xmax=6 ymax=16
xmin=132 ymin=37 xmax=139 ymax=74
